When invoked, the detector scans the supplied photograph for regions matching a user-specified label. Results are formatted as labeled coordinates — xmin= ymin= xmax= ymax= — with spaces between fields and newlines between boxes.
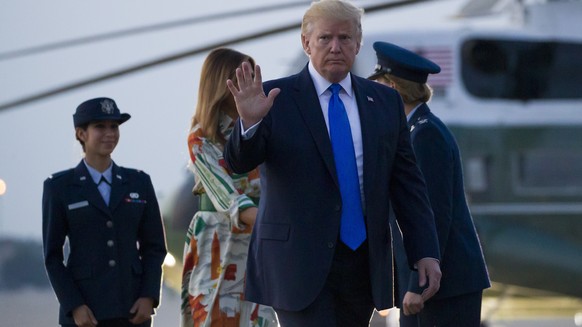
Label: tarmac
xmin=1 ymin=287 xmax=580 ymax=327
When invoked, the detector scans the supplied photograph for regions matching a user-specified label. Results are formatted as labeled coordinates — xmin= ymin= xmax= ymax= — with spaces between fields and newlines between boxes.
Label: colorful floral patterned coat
xmin=180 ymin=114 xmax=277 ymax=327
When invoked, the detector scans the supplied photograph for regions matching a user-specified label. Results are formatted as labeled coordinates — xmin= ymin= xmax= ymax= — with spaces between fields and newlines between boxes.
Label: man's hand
xmin=416 ymin=257 xmax=441 ymax=301
xmin=72 ymin=304 xmax=98 ymax=327
xmin=402 ymin=291 xmax=424 ymax=316
xmin=128 ymin=297 xmax=154 ymax=325
xmin=226 ymin=62 xmax=280 ymax=129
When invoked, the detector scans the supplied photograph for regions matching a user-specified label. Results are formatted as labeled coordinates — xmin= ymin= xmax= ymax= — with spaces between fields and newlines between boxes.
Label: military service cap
xmin=368 ymin=41 xmax=441 ymax=84
xmin=73 ymin=97 xmax=131 ymax=127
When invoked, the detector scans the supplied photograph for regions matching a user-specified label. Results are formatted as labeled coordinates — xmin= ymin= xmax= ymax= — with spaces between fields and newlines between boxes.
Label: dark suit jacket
xmin=224 ymin=66 xmax=440 ymax=311
xmin=42 ymin=161 xmax=167 ymax=325
xmin=393 ymin=103 xmax=490 ymax=302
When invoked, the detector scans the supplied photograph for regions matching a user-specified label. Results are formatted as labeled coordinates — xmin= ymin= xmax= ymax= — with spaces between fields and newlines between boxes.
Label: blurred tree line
xmin=0 ymin=238 xmax=50 ymax=290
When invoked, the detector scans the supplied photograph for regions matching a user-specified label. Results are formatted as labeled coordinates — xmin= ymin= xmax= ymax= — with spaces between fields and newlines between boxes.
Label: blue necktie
xmin=328 ymin=83 xmax=366 ymax=250
xmin=97 ymin=176 xmax=111 ymax=206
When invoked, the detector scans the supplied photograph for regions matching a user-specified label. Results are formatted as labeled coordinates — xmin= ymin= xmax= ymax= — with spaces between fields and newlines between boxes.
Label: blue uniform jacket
xmin=42 ymin=160 xmax=167 ymax=325
xmin=392 ymin=103 xmax=490 ymax=303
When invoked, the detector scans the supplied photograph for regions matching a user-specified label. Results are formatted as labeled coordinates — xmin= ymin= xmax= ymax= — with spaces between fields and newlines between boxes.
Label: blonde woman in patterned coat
xmin=180 ymin=48 xmax=278 ymax=327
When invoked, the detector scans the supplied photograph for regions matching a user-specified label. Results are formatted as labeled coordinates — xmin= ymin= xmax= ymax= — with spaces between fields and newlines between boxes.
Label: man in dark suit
xmin=369 ymin=41 xmax=491 ymax=326
xmin=42 ymin=97 xmax=167 ymax=327
xmin=223 ymin=1 xmax=442 ymax=326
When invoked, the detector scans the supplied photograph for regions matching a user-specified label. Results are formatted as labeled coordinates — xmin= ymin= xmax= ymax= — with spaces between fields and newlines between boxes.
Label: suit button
xmin=106 ymin=221 xmax=113 ymax=228
xmin=107 ymin=240 xmax=114 ymax=247
xmin=334 ymin=205 xmax=341 ymax=212
xmin=109 ymin=260 xmax=116 ymax=267
xmin=328 ymin=242 xmax=334 ymax=248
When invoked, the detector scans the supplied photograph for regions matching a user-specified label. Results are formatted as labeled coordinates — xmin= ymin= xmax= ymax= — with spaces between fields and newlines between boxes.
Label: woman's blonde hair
xmin=381 ymin=74 xmax=433 ymax=104
xmin=191 ymin=48 xmax=255 ymax=143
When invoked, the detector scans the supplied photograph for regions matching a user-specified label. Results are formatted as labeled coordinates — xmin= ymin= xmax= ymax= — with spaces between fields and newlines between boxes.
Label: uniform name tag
xmin=68 ymin=201 xmax=89 ymax=210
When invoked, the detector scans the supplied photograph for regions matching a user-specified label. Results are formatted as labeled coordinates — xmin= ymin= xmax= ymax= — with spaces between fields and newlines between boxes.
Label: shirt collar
xmin=308 ymin=61 xmax=354 ymax=98
xmin=83 ymin=159 xmax=113 ymax=184
xmin=406 ymin=103 xmax=424 ymax=123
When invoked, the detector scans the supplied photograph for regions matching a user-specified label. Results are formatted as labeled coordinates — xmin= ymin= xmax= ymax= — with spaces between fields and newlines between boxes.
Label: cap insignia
xmin=100 ymin=99 xmax=115 ymax=114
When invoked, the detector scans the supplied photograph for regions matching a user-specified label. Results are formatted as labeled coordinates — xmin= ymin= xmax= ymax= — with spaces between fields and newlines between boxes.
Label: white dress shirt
xmin=307 ymin=62 xmax=365 ymax=203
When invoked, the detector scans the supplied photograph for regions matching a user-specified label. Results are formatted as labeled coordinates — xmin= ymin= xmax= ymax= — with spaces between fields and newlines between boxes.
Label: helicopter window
xmin=465 ymin=156 xmax=489 ymax=193
xmin=461 ymin=39 xmax=582 ymax=100
xmin=515 ymin=150 xmax=582 ymax=194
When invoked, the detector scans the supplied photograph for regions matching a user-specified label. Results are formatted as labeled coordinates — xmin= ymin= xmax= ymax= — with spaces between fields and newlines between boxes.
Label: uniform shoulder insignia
xmin=48 ymin=169 xmax=73 ymax=180
xmin=120 ymin=167 xmax=148 ymax=178
xmin=124 ymin=167 xmax=143 ymax=174
xmin=136 ymin=169 xmax=149 ymax=177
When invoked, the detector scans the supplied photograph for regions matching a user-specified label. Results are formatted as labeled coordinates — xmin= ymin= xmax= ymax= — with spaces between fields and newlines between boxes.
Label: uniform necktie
xmin=328 ymin=83 xmax=366 ymax=250
xmin=97 ymin=175 xmax=111 ymax=205
xmin=99 ymin=176 xmax=111 ymax=186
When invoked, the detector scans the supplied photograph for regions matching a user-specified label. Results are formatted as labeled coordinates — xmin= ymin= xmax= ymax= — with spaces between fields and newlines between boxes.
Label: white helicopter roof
xmin=352 ymin=0 xmax=582 ymax=127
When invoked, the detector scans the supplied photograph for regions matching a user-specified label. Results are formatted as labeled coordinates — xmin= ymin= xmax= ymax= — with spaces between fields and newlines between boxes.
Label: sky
xmin=0 ymin=0 xmax=491 ymax=239
xmin=0 ymin=0 xmax=311 ymax=239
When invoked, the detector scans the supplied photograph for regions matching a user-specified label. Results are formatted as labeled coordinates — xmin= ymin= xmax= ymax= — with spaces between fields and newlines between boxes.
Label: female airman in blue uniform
xmin=369 ymin=42 xmax=490 ymax=327
xmin=42 ymin=97 xmax=167 ymax=327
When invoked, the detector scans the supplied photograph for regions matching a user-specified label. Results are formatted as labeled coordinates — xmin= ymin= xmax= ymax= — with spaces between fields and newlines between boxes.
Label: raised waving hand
xmin=226 ymin=61 xmax=280 ymax=129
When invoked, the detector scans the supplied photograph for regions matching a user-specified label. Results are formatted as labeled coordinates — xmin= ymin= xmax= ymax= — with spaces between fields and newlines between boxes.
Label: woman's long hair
xmin=191 ymin=48 xmax=255 ymax=144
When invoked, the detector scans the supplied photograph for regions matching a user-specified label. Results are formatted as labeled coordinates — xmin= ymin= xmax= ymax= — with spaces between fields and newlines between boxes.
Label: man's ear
xmin=301 ymin=34 xmax=311 ymax=55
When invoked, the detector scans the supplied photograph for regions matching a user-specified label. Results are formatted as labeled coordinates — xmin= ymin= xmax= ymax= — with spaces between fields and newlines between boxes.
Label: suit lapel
xmin=109 ymin=163 xmax=128 ymax=212
xmin=352 ymin=76 xmax=381 ymax=211
xmin=73 ymin=161 xmax=110 ymax=215
xmin=293 ymin=67 xmax=338 ymax=185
